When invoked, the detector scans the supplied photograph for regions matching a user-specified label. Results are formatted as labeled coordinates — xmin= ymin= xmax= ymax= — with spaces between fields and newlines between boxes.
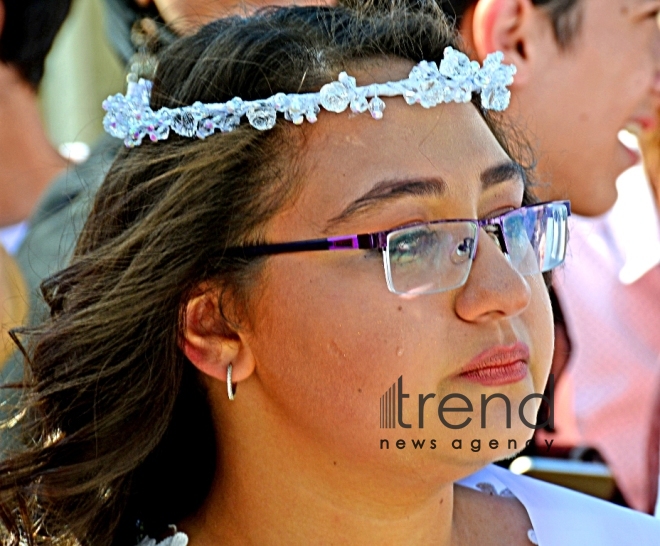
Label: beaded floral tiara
xmin=102 ymin=47 xmax=516 ymax=148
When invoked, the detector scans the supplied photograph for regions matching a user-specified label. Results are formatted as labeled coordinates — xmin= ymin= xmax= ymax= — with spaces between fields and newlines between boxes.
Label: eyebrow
xmin=324 ymin=161 xmax=526 ymax=233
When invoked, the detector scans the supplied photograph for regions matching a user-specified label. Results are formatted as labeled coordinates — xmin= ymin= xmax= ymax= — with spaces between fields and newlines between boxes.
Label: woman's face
xmin=239 ymin=63 xmax=554 ymax=481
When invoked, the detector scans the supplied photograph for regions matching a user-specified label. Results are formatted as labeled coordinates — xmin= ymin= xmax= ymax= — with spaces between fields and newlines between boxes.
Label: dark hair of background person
xmin=438 ymin=0 xmax=582 ymax=46
xmin=348 ymin=0 xmax=583 ymax=47
xmin=0 ymin=2 xmax=537 ymax=545
xmin=0 ymin=0 xmax=73 ymax=88
xmin=103 ymin=0 xmax=162 ymax=65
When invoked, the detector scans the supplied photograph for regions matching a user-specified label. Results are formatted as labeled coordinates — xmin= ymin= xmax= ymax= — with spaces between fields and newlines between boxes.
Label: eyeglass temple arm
xmin=225 ymin=232 xmax=388 ymax=258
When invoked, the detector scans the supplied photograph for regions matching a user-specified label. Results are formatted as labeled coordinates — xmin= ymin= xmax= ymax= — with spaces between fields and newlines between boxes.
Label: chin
xmin=558 ymin=155 xmax=621 ymax=217
xmin=571 ymin=181 xmax=619 ymax=217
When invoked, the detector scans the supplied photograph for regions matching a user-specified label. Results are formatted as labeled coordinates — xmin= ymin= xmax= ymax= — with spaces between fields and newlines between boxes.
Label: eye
xmin=632 ymin=2 xmax=660 ymax=24
xmin=391 ymin=228 xmax=438 ymax=264
xmin=450 ymin=237 xmax=475 ymax=264
xmin=643 ymin=4 xmax=660 ymax=27
xmin=483 ymin=224 xmax=504 ymax=252
xmin=649 ymin=7 xmax=660 ymax=27
xmin=455 ymin=238 xmax=473 ymax=256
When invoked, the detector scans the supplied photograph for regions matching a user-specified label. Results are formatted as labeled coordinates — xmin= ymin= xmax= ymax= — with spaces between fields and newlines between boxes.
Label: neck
xmin=181 ymin=389 xmax=463 ymax=546
xmin=0 ymin=63 xmax=67 ymax=227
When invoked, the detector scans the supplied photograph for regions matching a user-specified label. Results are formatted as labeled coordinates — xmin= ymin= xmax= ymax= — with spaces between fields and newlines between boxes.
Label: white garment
xmin=137 ymin=465 xmax=660 ymax=545
xmin=460 ymin=465 xmax=660 ymax=544
xmin=0 ymin=222 xmax=27 ymax=255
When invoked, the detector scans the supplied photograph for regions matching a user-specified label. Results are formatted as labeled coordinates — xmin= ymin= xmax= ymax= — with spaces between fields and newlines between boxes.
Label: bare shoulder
xmin=453 ymin=483 xmax=535 ymax=546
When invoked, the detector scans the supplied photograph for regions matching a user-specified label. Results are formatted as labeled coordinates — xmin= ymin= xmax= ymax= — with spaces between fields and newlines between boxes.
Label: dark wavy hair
xmin=0 ymin=2 xmax=536 ymax=545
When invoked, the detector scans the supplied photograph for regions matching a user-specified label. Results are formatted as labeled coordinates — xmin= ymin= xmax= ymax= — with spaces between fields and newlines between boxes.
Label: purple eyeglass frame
xmin=226 ymin=200 xmax=571 ymax=258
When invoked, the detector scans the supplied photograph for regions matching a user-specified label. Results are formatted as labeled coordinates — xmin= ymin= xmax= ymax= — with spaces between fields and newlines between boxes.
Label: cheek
xmin=571 ymin=31 xmax=652 ymax=122
xmin=610 ymin=31 xmax=658 ymax=105
xmin=248 ymin=257 xmax=415 ymax=438
xmin=248 ymin=254 xmax=467 ymax=453
xmin=525 ymin=274 xmax=554 ymax=390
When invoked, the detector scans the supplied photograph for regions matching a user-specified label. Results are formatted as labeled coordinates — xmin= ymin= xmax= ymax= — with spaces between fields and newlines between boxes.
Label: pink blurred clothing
xmin=552 ymin=165 xmax=660 ymax=512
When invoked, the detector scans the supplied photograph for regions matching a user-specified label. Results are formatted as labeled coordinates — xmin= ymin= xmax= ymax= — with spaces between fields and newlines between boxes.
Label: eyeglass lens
xmin=384 ymin=202 xmax=569 ymax=295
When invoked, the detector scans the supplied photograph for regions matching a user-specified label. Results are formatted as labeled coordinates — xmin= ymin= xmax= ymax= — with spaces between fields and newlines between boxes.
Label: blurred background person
xmin=0 ymin=0 xmax=75 ymax=375
xmin=629 ymin=115 xmax=660 ymax=516
xmin=550 ymin=123 xmax=660 ymax=513
xmin=3 ymin=0 xmax=165 ymax=345
xmin=0 ymin=0 xmax=73 ymax=251
xmin=432 ymin=0 xmax=660 ymax=215
xmin=12 ymin=0 xmax=329 ymax=321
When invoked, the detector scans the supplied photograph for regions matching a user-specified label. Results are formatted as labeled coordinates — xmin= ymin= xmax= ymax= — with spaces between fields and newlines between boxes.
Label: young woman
xmin=0 ymin=2 xmax=658 ymax=545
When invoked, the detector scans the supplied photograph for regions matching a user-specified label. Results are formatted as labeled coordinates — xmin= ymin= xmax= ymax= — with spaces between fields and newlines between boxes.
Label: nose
xmin=454 ymin=228 xmax=532 ymax=322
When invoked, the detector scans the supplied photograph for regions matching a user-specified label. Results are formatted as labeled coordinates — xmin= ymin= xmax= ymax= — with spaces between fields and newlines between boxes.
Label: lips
xmin=618 ymin=116 xmax=656 ymax=159
xmin=627 ymin=117 xmax=657 ymax=133
xmin=457 ymin=342 xmax=530 ymax=387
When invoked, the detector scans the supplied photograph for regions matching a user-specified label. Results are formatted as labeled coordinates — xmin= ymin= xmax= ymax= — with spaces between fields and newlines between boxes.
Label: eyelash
xmin=483 ymin=205 xmax=518 ymax=220
xmin=647 ymin=6 xmax=660 ymax=21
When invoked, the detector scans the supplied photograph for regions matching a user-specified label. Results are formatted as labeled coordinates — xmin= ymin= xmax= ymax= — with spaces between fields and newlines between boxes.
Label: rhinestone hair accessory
xmin=102 ymin=47 xmax=516 ymax=148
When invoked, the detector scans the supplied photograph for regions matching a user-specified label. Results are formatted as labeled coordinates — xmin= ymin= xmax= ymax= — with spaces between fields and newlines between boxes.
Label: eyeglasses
xmin=228 ymin=201 xmax=571 ymax=296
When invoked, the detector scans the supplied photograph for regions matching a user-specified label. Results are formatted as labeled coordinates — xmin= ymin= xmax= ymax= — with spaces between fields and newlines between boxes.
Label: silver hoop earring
xmin=227 ymin=364 xmax=236 ymax=401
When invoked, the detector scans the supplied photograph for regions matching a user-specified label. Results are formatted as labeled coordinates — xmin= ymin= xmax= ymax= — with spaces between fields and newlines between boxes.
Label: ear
xmin=461 ymin=0 xmax=536 ymax=86
xmin=181 ymin=286 xmax=256 ymax=388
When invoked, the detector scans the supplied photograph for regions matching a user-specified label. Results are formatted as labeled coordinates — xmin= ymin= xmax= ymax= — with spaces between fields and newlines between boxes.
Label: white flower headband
xmin=102 ymin=47 xmax=516 ymax=148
